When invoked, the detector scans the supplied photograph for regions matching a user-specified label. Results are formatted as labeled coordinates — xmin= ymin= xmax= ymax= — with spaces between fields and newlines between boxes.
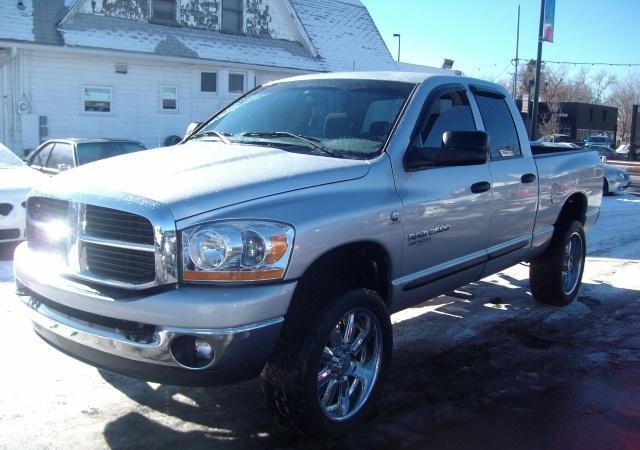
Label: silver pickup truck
xmin=15 ymin=72 xmax=602 ymax=435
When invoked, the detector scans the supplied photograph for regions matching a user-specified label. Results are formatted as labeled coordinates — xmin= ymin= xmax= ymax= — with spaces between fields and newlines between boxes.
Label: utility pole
xmin=531 ymin=0 xmax=546 ymax=140
xmin=512 ymin=5 xmax=520 ymax=98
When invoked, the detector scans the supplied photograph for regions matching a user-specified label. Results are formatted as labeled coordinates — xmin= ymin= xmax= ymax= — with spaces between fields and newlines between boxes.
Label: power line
xmin=520 ymin=60 xmax=640 ymax=67
xmin=471 ymin=59 xmax=640 ymax=72
xmin=470 ymin=60 xmax=512 ymax=71
xmin=490 ymin=62 xmax=514 ymax=82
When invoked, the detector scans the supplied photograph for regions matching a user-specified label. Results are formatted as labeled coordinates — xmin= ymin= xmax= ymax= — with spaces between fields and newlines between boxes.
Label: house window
xmin=228 ymin=73 xmax=245 ymax=93
xmin=201 ymin=72 xmax=217 ymax=92
xmin=221 ymin=0 xmax=243 ymax=33
xmin=82 ymin=86 xmax=112 ymax=113
xmin=152 ymin=0 xmax=177 ymax=25
xmin=160 ymin=85 xmax=178 ymax=111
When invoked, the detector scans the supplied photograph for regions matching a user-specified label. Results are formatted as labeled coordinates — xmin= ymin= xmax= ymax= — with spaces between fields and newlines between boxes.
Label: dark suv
xmin=26 ymin=138 xmax=147 ymax=175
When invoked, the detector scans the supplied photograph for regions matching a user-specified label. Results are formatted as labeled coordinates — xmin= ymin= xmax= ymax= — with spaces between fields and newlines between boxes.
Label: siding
xmin=20 ymin=49 xmax=296 ymax=150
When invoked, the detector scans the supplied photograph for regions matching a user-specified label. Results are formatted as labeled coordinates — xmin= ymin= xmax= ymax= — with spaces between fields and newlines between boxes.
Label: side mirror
xmin=406 ymin=130 xmax=489 ymax=170
xmin=184 ymin=122 xmax=201 ymax=138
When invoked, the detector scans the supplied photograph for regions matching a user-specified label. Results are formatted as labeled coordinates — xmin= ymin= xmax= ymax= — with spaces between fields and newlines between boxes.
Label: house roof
xmin=0 ymin=0 xmax=396 ymax=73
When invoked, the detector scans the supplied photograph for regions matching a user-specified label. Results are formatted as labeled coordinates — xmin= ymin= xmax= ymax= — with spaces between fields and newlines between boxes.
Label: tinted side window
xmin=421 ymin=91 xmax=476 ymax=148
xmin=47 ymin=143 xmax=74 ymax=169
xmin=30 ymin=143 xmax=54 ymax=167
xmin=474 ymin=93 xmax=521 ymax=159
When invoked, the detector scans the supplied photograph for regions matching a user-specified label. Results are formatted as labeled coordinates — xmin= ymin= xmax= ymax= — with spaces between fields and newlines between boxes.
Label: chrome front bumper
xmin=14 ymin=242 xmax=295 ymax=385
xmin=22 ymin=294 xmax=282 ymax=369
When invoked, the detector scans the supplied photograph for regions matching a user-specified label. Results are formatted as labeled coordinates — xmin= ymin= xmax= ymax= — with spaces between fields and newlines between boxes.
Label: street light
xmin=393 ymin=33 xmax=401 ymax=62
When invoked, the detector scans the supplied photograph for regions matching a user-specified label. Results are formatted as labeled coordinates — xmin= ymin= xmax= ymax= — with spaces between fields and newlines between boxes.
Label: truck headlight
xmin=181 ymin=221 xmax=294 ymax=283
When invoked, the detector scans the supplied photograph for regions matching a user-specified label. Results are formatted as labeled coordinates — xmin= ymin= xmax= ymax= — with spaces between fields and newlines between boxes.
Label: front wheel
xmin=530 ymin=220 xmax=586 ymax=306
xmin=261 ymin=289 xmax=392 ymax=435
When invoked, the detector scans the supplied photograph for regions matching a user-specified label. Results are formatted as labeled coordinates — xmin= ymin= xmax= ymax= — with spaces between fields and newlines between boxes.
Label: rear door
xmin=470 ymin=86 xmax=538 ymax=276
xmin=392 ymin=84 xmax=492 ymax=308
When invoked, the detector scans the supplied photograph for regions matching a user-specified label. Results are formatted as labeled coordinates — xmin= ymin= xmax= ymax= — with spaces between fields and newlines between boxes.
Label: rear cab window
xmin=472 ymin=89 xmax=521 ymax=160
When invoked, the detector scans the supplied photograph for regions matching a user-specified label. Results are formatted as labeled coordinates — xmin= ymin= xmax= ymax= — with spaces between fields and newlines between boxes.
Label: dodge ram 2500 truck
xmin=15 ymin=72 xmax=602 ymax=435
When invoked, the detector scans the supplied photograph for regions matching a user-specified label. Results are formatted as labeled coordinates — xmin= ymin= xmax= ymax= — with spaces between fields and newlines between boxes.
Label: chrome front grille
xmin=85 ymin=205 xmax=154 ymax=245
xmin=26 ymin=195 xmax=178 ymax=290
xmin=85 ymin=242 xmax=156 ymax=284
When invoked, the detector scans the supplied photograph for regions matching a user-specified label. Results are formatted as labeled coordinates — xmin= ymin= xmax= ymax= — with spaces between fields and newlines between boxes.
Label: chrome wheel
xmin=316 ymin=308 xmax=383 ymax=422
xmin=562 ymin=231 xmax=584 ymax=295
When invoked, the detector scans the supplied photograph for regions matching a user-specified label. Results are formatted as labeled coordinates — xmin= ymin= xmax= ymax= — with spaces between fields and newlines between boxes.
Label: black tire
xmin=603 ymin=179 xmax=610 ymax=196
xmin=530 ymin=220 xmax=586 ymax=306
xmin=261 ymin=288 xmax=392 ymax=436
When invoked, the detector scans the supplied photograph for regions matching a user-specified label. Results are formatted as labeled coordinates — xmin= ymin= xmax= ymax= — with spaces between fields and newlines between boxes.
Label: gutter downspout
xmin=0 ymin=46 xmax=18 ymax=145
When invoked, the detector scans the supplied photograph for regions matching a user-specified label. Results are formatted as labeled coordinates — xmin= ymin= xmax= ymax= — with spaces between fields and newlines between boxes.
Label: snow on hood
xmin=38 ymin=140 xmax=371 ymax=220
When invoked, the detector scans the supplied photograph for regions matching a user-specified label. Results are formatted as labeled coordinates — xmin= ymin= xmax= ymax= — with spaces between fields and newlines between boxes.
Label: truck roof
xmin=266 ymin=71 xmax=459 ymax=86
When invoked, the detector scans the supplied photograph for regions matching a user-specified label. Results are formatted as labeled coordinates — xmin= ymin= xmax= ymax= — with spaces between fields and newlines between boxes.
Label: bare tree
xmin=606 ymin=72 xmax=640 ymax=143
xmin=591 ymin=70 xmax=617 ymax=104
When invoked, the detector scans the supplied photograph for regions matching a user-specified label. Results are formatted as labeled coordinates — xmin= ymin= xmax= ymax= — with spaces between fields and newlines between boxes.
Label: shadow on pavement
xmin=101 ymin=273 xmax=640 ymax=450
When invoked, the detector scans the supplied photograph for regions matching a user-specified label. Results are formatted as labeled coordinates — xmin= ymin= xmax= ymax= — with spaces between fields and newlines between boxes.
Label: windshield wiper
xmin=188 ymin=130 xmax=231 ymax=145
xmin=241 ymin=131 xmax=340 ymax=158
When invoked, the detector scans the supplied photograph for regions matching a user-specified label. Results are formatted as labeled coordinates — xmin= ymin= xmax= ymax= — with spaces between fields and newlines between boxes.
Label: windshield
xmin=0 ymin=144 xmax=25 ymax=168
xmin=588 ymin=136 xmax=608 ymax=143
xmin=195 ymin=79 xmax=416 ymax=159
xmin=76 ymin=141 xmax=146 ymax=165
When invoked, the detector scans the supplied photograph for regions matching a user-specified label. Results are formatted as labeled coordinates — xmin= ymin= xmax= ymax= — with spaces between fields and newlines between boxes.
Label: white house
xmin=0 ymin=0 xmax=396 ymax=152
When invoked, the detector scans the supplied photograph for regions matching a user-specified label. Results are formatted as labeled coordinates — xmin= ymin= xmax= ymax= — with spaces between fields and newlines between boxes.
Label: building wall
xmin=5 ymin=48 xmax=300 ymax=151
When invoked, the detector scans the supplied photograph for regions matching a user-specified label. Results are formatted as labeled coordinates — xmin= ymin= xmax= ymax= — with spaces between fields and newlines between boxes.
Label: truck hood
xmin=43 ymin=141 xmax=371 ymax=220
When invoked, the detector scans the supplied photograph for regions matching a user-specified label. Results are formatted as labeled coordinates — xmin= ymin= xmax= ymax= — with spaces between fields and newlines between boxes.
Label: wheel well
xmin=557 ymin=193 xmax=587 ymax=226
xmin=290 ymin=242 xmax=391 ymax=313
xmin=303 ymin=242 xmax=389 ymax=301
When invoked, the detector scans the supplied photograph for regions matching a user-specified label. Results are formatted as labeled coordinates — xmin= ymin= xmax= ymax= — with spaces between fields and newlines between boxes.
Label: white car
xmin=603 ymin=163 xmax=631 ymax=195
xmin=0 ymin=143 xmax=47 ymax=244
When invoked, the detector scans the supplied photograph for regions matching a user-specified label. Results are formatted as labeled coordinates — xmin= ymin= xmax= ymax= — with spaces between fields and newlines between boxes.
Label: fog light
xmin=194 ymin=338 xmax=213 ymax=360
xmin=170 ymin=335 xmax=215 ymax=369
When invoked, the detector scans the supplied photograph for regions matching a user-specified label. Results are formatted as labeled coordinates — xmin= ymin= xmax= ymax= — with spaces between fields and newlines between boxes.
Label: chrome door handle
xmin=521 ymin=173 xmax=536 ymax=183
xmin=471 ymin=181 xmax=491 ymax=193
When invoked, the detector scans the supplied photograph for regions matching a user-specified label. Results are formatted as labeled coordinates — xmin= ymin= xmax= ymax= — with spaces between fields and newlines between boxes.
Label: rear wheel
xmin=530 ymin=220 xmax=586 ymax=306
xmin=261 ymin=288 xmax=392 ymax=435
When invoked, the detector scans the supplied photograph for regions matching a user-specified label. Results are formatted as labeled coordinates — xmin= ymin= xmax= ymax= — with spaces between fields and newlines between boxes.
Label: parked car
xmin=584 ymin=145 xmax=621 ymax=161
xmin=0 ymin=143 xmax=47 ymax=244
xmin=585 ymin=135 xmax=613 ymax=148
xmin=615 ymin=144 xmax=632 ymax=161
xmin=25 ymin=138 xmax=147 ymax=175
xmin=15 ymin=72 xmax=602 ymax=435
xmin=603 ymin=164 xmax=631 ymax=195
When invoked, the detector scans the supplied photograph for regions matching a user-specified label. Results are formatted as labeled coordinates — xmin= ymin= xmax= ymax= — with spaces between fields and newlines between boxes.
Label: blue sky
xmin=360 ymin=0 xmax=640 ymax=83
